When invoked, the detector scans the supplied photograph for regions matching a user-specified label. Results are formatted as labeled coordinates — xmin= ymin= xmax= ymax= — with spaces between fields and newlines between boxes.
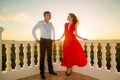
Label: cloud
xmin=0 ymin=13 xmax=35 ymax=23
xmin=8 ymin=13 xmax=34 ymax=23
xmin=3 ymin=9 xmax=7 ymax=13
xmin=0 ymin=16 xmax=6 ymax=21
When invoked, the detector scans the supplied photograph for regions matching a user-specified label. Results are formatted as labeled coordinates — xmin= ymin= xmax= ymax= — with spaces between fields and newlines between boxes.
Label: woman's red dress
xmin=61 ymin=23 xmax=87 ymax=68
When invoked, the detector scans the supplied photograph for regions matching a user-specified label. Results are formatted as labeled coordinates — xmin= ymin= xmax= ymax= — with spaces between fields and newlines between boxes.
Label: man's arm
xmin=32 ymin=21 xmax=40 ymax=43
xmin=51 ymin=23 xmax=55 ymax=41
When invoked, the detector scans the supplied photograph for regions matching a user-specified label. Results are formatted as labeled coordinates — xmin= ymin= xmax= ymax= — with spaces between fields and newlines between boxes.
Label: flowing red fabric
xmin=61 ymin=23 xmax=87 ymax=68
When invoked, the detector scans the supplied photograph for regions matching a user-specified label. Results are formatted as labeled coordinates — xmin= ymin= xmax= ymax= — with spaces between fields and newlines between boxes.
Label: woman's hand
xmin=56 ymin=39 xmax=61 ymax=41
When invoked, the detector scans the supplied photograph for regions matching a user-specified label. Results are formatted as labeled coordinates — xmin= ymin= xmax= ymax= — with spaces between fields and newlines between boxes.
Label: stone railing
xmin=0 ymin=27 xmax=120 ymax=80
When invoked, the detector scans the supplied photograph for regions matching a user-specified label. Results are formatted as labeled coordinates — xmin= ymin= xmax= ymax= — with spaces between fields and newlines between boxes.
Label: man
xmin=32 ymin=11 xmax=57 ymax=79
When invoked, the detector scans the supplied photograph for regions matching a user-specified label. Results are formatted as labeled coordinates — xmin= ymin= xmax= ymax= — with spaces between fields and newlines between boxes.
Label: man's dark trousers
xmin=39 ymin=38 xmax=53 ymax=74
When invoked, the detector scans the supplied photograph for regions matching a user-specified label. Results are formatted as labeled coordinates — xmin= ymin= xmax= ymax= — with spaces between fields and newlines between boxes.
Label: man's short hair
xmin=44 ymin=11 xmax=51 ymax=16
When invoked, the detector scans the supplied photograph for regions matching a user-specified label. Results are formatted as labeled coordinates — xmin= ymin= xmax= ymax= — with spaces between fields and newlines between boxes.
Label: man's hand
xmin=52 ymin=39 xmax=56 ymax=43
xmin=35 ymin=39 xmax=40 ymax=44
xmin=83 ymin=38 xmax=88 ymax=40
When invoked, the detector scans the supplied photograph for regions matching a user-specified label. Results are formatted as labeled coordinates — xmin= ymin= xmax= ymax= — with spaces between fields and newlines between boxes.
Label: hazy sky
xmin=0 ymin=0 xmax=120 ymax=40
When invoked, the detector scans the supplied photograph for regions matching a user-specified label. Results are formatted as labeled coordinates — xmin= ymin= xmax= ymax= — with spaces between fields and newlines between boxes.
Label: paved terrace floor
xmin=18 ymin=71 xmax=98 ymax=80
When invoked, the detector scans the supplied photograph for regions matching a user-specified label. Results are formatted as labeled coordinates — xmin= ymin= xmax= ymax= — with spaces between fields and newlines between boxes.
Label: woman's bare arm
xmin=58 ymin=33 xmax=65 ymax=40
xmin=74 ymin=25 xmax=87 ymax=40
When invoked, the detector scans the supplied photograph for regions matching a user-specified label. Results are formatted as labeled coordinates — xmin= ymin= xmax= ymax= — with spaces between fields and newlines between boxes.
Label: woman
xmin=57 ymin=13 xmax=87 ymax=76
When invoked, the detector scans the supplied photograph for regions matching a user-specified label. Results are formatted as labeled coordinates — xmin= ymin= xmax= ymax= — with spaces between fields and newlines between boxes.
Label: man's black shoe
xmin=41 ymin=74 xmax=46 ymax=79
xmin=49 ymin=71 xmax=57 ymax=75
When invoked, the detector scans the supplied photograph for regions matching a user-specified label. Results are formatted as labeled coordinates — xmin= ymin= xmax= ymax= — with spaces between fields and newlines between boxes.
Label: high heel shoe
xmin=65 ymin=69 xmax=72 ymax=76
xmin=66 ymin=72 xmax=71 ymax=76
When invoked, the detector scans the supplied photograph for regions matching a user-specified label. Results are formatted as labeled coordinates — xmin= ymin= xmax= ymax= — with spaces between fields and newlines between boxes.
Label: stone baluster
xmin=93 ymin=43 xmax=98 ymax=68
xmin=15 ymin=43 xmax=20 ymax=70
xmin=110 ymin=43 xmax=117 ymax=72
xmin=0 ymin=27 xmax=4 ymax=80
xmin=86 ymin=43 xmax=91 ymax=67
xmin=30 ymin=43 xmax=35 ymax=67
xmin=101 ymin=43 xmax=107 ymax=70
xmin=23 ymin=44 xmax=28 ymax=69
xmin=6 ymin=43 xmax=12 ymax=71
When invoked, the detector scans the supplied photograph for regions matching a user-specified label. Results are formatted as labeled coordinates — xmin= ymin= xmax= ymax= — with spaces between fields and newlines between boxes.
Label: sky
xmin=0 ymin=0 xmax=120 ymax=41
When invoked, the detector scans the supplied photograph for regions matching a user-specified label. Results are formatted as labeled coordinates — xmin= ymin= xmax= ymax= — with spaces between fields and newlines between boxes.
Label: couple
xmin=32 ymin=11 xmax=87 ymax=80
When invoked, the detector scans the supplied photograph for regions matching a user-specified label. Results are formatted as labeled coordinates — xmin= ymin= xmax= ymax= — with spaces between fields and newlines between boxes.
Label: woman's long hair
xmin=69 ymin=13 xmax=80 ymax=26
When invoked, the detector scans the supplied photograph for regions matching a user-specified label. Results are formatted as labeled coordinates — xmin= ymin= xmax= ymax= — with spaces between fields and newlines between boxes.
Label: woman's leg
xmin=66 ymin=67 xmax=72 ymax=76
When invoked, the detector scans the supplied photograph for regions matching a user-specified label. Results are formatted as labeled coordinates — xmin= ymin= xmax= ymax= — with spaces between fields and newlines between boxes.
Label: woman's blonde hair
xmin=69 ymin=13 xmax=80 ymax=26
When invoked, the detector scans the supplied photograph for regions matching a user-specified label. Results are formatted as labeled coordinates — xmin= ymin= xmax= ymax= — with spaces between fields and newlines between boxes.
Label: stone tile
xmin=18 ymin=71 xmax=98 ymax=80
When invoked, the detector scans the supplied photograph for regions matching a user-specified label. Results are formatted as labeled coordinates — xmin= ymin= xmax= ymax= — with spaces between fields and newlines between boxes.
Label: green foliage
xmin=34 ymin=44 xmax=38 ymax=65
xmin=59 ymin=42 xmax=63 ymax=62
xmin=19 ymin=44 xmax=24 ymax=67
xmin=116 ymin=43 xmax=120 ymax=72
xmin=11 ymin=44 xmax=16 ymax=69
xmin=2 ymin=44 xmax=6 ymax=71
